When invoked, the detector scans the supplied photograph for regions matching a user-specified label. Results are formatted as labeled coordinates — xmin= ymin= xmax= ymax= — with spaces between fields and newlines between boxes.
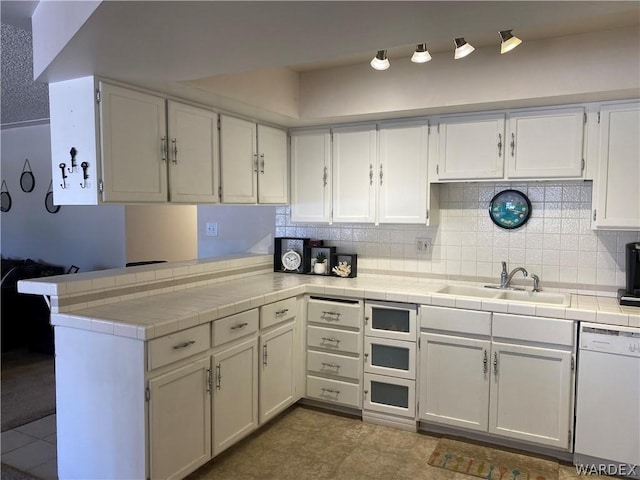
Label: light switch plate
xmin=205 ymin=222 xmax=218 ymax=237
xmin=416 ymin=238 xmax=431 ymax=254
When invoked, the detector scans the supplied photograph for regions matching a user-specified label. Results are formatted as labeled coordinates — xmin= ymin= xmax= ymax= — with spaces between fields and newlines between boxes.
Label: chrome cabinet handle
xmin=321 ymin=362 xmax=340 ymax=369
xmin=206 ymin=368 xmax=212 ymax=393
xmin=321 ymin=337 xmax=340 ymax=344
xmin=369 ymin=164 xmax=373 ymax=186
xmin=379 ymin=164 xmax=383 ymax=186
xmin=275 ymin=309 xmax=289 ymax=316
xmin=171 ymin=139 xmax=178 ymax=164
xmin=363 ymin=352 xmax=369 ymax=362
xmin=321 ymin=311 xmax=341 ymax=317
xmin=323 ymin=166 xmax=328 ymax=187
xmin=173 ymin=340 xmax=196 ymax=350
xmin=510 ymin=133 xmax=515 ymax=157
xmin=483 ymin=350 xmax=488 ymax=374
xmin=321 ymin=388 xmax=340 ymax=395
xmin=230 ymin=322 xmax=249 ymax=330
xmin=260 ymin=153 xmax=265 ymax=174
xmin=497 ymin=133 xmax=502 ymax=157
xmin=161 ymin=136 xmax=167 ymax=162
xmin=364 ymin=316 xmax=369 ymax=325
xmin=493 ymin=352 xmax=498 ymax=375
xmin=263 ymin=344 xmax=268 ymax=366
xmin=253 ymin=153 xmax=258 ymax=173
xmin=216 ymin=364 xmax=221 ymax=390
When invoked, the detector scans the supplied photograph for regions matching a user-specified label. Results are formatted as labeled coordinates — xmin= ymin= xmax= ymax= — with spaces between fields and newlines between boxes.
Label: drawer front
xmin=213 ymin=309 xmax=259 ymax=347
xmin=261 ymin=297 xmax=297 ymax=329
xmin=308 ymin=298 xmax=362 ymax=329
xmin=307 ymin=325 xmax=361 ymax=355
xmin=492 ymin=313 xmax=574 ymax=346
xmin=148 ymin=324 xmax=210 ymax=370
xmin=306 ymin=375 xmax=361 ymax=408
xmin=307 ymin=350 xmax=361 ymax=381
xmin=420 ymin=305 xmax=491 ymax=336
xmin=365 ymin=300 xmax=417 ymax=341
xmin=364 ymin=337 xmax=417 ymax=380
xmin=363 ymin=373 xmax=416 ymax=418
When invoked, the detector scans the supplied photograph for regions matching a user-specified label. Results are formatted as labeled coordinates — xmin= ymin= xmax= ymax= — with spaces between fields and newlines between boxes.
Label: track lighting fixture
xmin=499 ymin=30 xmax=522 ymax=54
xmin=453 ymin=37 xmax=475 ymax=59
xmin=411 ymin=44 xmax=432 ymax=63
xmin=370 ymin=50 xmax=390 ymax=70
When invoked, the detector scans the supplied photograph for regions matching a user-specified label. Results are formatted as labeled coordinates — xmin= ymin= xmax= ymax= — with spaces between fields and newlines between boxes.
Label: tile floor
xmin=1 ymin=414 xmax=57 ymax=479
xmin=1 ymin=406 xmax=615 ymax=480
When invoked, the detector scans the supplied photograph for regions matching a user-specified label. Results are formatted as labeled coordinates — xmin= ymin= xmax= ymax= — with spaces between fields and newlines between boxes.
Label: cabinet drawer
xmin=148 ymin=324 xmax=210 ymax=370
xmin=307 ymin=325 xmax=361 ymax=355
xmin=308 ymin=298 xmax=362 ymax=329
xmin=420 ymin=305 xmax=491 ymax=336
xmin=492 ymin=313 xmax=574 ymax=346
xmin=307 ymin=351 xmax=361 ymax=380
xmin=306 ymin=375 xmax=361 ymax=408
xmin=213 ymin=309 xmax=259 ymax=347
xmin=261 ymin=297 xmax=297 ymax=329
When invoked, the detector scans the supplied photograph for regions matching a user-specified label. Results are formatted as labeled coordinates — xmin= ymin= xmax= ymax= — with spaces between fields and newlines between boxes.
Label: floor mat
xmin=428 ymin=437 xmax=559 ymax=480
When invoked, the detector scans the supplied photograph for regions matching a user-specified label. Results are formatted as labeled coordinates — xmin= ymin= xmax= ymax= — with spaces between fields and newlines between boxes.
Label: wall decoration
xmin=1 ymin=180 xmax=12 ymax=212
xmin=45 ymin=180 xmax=60 ymax=214
xmin=19 ymin=159 xmax=35 ymax=192
xmin=488 ymin=189 xmax=531 ymax=229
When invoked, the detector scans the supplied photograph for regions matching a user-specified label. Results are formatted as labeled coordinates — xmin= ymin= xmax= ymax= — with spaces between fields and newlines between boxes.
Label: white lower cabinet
xmin=419 ymin=306 xmax=576 ymax=450
xmin=148 ymin=357 xmax=212 ymax=480
xmin=259 ymin=320 xmax=297 ymax=424
xmin=212 ymin=336 xmax=259 ymax=456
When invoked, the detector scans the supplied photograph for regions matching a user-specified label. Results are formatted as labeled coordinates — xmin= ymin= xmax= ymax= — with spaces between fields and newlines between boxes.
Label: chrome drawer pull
xmin=275 ymin=309 xmax=289 ymax=316
xmin=321 ymin=311 xmax=341 ymax=317
xmin=321 ymin=337 xmax=340 ymax=344
xmin=230 ymin=322 xmax=249 ymax=330
xmin=216 ymin=364 xmax=221 ymax=390
xmin=483 ymin=349 xmax=488 ymax=374
xmin=321 ymin=362 xmax=340 ymax=369
xmin=321 ymin=388 xmax=340 ymax=395
xmin=173 ymin=340 xmax=196 ymax=350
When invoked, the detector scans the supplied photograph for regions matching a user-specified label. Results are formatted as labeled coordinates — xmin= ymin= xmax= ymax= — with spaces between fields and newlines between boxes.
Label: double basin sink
xmin=435 ymin=284 xmax=570 ymax=307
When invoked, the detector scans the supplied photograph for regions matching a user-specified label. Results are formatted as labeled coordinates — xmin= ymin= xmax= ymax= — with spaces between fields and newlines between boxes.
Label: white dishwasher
xmin=574 ymin=323 xmax=640 ymax=479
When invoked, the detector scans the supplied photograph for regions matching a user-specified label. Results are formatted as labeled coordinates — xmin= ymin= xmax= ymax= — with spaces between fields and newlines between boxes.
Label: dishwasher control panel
xmin=580 ymin=323 xmax=640 ymax=356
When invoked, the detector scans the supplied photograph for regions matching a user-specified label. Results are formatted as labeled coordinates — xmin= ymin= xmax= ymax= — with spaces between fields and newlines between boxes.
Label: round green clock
xmin=489 ymin=189 xmax=532 ymax=230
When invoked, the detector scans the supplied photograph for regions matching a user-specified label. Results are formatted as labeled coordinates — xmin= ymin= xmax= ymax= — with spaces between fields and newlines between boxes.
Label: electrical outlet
xmin=416 ymin=238 xmax=431 ymax=254
xmin=205 ymin=222 xmax=218 ymax=237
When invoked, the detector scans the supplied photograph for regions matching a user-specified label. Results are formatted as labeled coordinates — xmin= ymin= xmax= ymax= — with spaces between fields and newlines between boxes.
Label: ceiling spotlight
xmin=453 ymin=38 xmax=475 ymax=59
xmin=411 ymin=44 xmax=432 ymax=63
xmin=370 ymin=50 xmax=390 ymax=70
xmin=499 ymin=30 xmax=522 ymax=54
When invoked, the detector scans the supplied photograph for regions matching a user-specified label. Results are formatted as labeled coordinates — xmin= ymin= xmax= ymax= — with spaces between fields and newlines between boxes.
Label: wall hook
xmin=67 ymin=147 xmax=78 ymax=173
xmin=80 ymin=161 xmax=90 ymax=188
xmin=59 ymin=163 xmax=68 ymax=189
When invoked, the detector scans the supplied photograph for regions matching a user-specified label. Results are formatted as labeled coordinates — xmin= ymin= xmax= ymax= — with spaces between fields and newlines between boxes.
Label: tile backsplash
xmin=276 ymin=181 xmax=640 ymax=293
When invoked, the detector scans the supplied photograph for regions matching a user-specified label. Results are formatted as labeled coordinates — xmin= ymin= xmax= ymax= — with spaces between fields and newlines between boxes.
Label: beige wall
xmin=125 ymin=205 xmax=197 ymax=264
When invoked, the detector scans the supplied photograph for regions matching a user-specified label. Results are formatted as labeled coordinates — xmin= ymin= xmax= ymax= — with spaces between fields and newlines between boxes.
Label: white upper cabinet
xmin=378 ymin=122 xmax=430 ymax=224
xmin=290 ymin=129 xmax=331 ymax=223
xmin=435 ymin=113 xmax=505 ymax=180
xmin=219 ymin=115 xmax=288 ymax=204
xmin=592 ymin=101 xmax=640 ymax=230
xmin=332 ymin=125 xmax=377 ymax=223
xmin=167 ymin=101 xmax=220 ymax=203
xmin=506 ymin=107 xmax=585 ymax=179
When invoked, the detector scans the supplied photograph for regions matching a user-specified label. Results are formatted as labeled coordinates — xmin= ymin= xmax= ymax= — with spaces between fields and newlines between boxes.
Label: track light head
xmin=454 ymin=38 xmax=475 ymax=59
xmin=370 ymin=50 xmax=390 ymax=70
xmin=411 ymin=44 xmax=432 ymax=63
xmin=499 ymin=30 xmax=522 ymax=54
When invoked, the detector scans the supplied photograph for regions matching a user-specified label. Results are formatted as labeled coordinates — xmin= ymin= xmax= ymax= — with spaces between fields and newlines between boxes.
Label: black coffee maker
xmin=618 ymin=242 xmax=640 ymax=306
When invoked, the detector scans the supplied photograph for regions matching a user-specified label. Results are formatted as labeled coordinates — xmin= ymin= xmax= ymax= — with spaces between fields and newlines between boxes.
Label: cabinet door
xmin=257 ymin=124 xmax=288 ymax=204
xmin=259 ymin=321 xmax=296 ymax=423
xmin=148 ymin=357 xmax=211 ymax=480
xmin=332 ymin=126 xmax=377 ymax=223
xmin=419 ymin=332 xmax=490 ymax=432
xmin=507 ymin=107 xmax=585 ymax=179
xmin=290 ymin=130 xmax=331 ymax=222
xmin=436 ymin=113 xmax=505 ymax=180
xmin=167 ymin=101 xmax=219 ymax=203
xmin=378 ymin=122 xmax=429 ymax=224
xmin=220 ymin=115 xmax=257 ymax=203
xmin=489 ymin=342 xmax=573 ymax=449
xmin=99 ymin=82 xmax=168 ymax=202
xmin=212 ymin=337 xmax=258 ymax=456
xmin=593 ymin=101 xmax=640 ymax=230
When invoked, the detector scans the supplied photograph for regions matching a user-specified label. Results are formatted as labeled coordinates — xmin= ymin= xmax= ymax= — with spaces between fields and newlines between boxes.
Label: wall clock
xmin=489 ymin=189 xmax=531 ymax=229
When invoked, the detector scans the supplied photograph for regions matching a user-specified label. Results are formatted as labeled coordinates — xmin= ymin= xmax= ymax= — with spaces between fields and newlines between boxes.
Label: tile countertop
xmin=47 ymin=272 xmax=640 ymax=341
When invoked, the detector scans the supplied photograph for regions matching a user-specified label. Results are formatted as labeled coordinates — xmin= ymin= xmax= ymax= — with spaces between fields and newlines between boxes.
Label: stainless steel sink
xmin=434 ymin=284 xmax=571 ymax=306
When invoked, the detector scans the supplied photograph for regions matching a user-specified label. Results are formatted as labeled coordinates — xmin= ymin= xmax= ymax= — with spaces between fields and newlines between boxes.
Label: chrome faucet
xmin=500 ymin=261 xmax=528 ymax=289
xmin=531 ymin=274 xmax=541 ymax=292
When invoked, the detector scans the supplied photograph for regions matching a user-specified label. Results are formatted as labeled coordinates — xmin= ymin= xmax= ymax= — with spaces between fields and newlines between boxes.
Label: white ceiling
xmin=4 ymin=1 xmax=638 ymax=84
